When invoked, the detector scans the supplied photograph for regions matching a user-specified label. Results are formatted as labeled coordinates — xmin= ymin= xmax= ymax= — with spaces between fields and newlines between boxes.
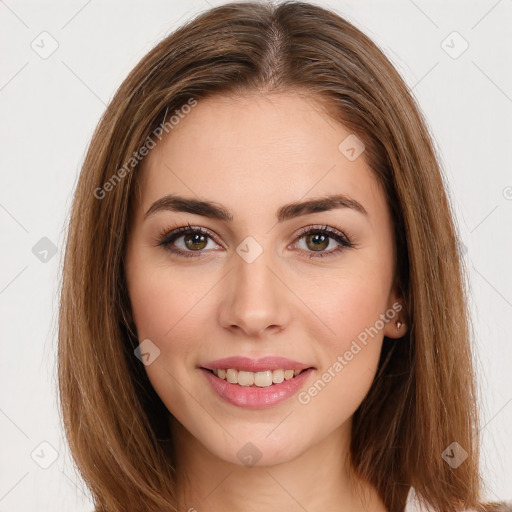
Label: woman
xmin=58 ymin=1 xmax=510 ymax=511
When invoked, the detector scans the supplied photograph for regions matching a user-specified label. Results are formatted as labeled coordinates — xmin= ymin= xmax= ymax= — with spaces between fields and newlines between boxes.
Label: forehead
xmin=134 ymin=92 xmax=386 ymax=222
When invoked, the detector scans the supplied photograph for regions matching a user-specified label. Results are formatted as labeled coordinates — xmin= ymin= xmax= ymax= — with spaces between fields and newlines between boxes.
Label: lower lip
xmin=200 ymin=368 xmax=314 ymax=409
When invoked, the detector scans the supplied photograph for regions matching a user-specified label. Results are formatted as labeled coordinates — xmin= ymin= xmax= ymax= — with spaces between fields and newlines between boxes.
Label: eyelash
xmin=154 ymin=222 xmax=355 ymax=259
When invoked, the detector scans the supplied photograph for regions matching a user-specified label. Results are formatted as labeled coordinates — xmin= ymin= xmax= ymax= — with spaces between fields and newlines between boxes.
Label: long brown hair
xmin=58 ymin=2 xmax=500 ymax=511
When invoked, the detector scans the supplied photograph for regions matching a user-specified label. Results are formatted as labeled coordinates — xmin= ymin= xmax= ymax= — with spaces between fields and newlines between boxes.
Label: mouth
xmin=198 ymin=356 xmax=316 ymax=407
xmin=200 ymin=365 xmax=316 ymax=408
xmin=200 ymin=367 xmax=314 ymax=388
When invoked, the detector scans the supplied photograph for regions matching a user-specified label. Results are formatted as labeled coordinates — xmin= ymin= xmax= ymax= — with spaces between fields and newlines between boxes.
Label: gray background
xmin=1 ymin=0 xmax=511 ymax=509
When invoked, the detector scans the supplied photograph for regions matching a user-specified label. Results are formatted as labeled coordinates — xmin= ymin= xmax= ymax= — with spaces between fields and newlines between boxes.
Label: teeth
xmin=272 ymin=369 xmax=284 ymax=384
xmin=226 ymin=368 xmax=238 ymax=384
xmin=254 ymin=370 xmax=272 ymax=387
xmin=238 ymin=371 xmax=254 ymax=386
xmin=211 ymin=368 xmax=304 ymax=387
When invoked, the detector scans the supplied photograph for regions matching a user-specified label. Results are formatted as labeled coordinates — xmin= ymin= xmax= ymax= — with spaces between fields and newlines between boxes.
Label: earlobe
xmin=384 ymin=275 xmax=408 ymax=338
xmin=395 ymin=318 xmax=408 ymax=338
xmin=384 ymin=315 xmax=408 ymax=339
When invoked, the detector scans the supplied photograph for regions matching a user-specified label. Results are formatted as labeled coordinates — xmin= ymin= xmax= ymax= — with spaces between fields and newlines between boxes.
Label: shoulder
xmin=454 ymin=502 xmax=512 ymax=512
xmin=405 ymin=488 xmax=512 ymax=512
xmin=452 ymin=502 xmax=512 ymax=512
xmin=485 ymin=502 xmax=512 ymax=512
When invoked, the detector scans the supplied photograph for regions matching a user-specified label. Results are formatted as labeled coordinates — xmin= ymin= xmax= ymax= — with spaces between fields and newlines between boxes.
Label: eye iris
xmin=184 ymin=233 xmax=207 ymax=250
xmin=306 ymin=233 xmax=329 ymax=251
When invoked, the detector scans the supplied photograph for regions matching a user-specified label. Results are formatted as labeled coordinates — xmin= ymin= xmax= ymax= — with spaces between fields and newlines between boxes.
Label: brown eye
xmin=183 ymin=233 xmax=208 ymax=251
xmin=158 ymin=225 xmax=220 ymax=258
xmin=157 ymin=224 xmax=354 ymax=260
xmin=304 ymin=233 xmax=330 ymax=252
xmin=293 ymin=225 xmax=354 ymax=258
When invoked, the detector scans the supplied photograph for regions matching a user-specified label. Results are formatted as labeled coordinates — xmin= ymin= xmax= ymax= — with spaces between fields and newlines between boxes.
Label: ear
xmin=383 ymin=276 xmax=408 ymax=339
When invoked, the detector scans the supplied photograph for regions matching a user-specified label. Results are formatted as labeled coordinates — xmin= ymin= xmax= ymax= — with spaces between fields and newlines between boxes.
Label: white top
xmin=404 ymin=487 xmax=512 ymax=512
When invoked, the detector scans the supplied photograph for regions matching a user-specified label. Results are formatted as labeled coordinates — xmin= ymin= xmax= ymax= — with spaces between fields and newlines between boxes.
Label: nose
xmin=218 ymin=249 xmax=290 ymax=338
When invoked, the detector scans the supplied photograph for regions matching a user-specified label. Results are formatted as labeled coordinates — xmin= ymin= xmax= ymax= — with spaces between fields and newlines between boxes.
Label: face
xmin=125 ymin=92 xmax=405 ymax=468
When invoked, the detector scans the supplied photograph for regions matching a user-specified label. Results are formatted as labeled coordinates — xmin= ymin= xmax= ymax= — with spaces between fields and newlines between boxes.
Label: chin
xmin=202 ymin=425 xmax=310 ymax=468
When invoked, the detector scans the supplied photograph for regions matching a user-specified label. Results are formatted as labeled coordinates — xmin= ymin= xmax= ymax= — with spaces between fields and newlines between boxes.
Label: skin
xmin=125 ymin=91 xmax=407 ymax=512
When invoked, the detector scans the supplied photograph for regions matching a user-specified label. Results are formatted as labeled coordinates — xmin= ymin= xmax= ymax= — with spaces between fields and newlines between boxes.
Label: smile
xmin=208 ymin=368 xmax=304 ymax=387
xmin=200 ymin=367 xmax=315 ymax=408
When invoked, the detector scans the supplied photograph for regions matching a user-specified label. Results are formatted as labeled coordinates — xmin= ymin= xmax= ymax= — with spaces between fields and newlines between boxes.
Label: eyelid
xmin=292 ymin=224 xmax=353 ymax=245
xmin=155 ymin=222 xmax=355 ymax=258
xmin=154 ymin=223 xmax=223 ymax=248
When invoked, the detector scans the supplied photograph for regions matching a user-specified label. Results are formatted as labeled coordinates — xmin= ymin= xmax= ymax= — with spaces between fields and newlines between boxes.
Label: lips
xmin=201 ymin=366 xmax=315 ymax=408
xmin=200 ymin=355 xmax=314 ymax=373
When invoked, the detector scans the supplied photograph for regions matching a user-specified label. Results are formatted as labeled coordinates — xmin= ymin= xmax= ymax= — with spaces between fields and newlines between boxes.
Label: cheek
xmin=302 ymin=263 xmax=392 ymax=349
xmin=127 ymin=249 xmax=212 ymax=343
xmin=296 ymin=279 xmax=386 ymax=420
xmin=294 ymin=262 xmax=391 ymax=408
xmin=126 ymin=252 xmax=222 ymax=399
xmin=126 ymin=262 xmax=208 ymax=414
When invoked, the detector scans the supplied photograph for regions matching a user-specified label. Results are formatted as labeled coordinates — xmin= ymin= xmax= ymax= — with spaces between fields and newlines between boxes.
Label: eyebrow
xmin=144 ymin=193 xmax=367 ymax=222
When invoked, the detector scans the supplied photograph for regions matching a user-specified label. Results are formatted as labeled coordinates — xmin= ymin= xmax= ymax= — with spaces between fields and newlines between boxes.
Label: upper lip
xmin=200 ymin=356 xmax=314 ymax=373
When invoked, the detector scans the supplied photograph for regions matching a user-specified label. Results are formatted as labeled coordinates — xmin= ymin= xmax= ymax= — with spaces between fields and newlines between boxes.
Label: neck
xmin=169 ymin=415 xmax=388 ymax=512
